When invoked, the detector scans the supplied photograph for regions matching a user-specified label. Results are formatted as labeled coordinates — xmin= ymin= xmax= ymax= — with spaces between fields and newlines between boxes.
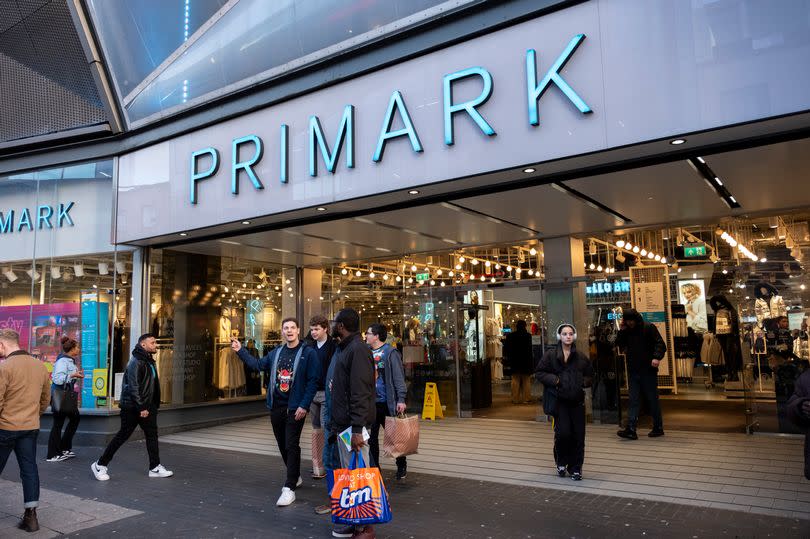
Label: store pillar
xmin=301 ymin=268 xmax=324 ymax=325
xmin=543 ymin=237 xmax=588 ymax=350
xmin=281 ymin=267 xmax=298 ymax=321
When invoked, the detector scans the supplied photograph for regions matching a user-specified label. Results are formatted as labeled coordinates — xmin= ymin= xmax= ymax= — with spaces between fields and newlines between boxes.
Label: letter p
xmin=190 ymin=148 xmax=220 ymax=205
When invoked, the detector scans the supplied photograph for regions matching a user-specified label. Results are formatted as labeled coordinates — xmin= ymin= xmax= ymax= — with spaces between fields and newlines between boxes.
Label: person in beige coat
xmin=0 ymin=328 xmax=51 ymax=533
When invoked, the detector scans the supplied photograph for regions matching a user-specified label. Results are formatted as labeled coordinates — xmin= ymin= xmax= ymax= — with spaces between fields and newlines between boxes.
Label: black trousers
xmin=553 ymin=402 xmax=586 ymax=473
xmin=370 ymin=402 xmax=406 ymax=470
xmin=270 ymin=406 xmax=306 ymax=489
xmin=627 ymin=372 xmax=663 ymax=431
xmin=99 ymin=408 xmax=160 ymax=470
xmin=47 ymin=411 xmax=80 ymax=458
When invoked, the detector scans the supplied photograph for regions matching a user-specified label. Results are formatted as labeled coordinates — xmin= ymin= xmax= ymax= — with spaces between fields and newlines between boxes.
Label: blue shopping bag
xmin=330 ymin=451 xmax=393 ymax=526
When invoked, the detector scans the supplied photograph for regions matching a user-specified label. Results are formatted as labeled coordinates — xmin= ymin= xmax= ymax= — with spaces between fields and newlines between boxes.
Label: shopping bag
xmin=383 ymin=414 xmax=419 ymax=458
xmin=331 ymin=451 xmax=392 ymax=526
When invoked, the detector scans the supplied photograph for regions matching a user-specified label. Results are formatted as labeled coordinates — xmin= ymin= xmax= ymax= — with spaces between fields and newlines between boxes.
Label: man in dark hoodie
xmin=615 ymin=309 xmax=667 ymax=440
xmin=787 ymin=369 xmax=810 ymax=480
xmin=329 ymin=308 xmax=376 ymax=538
xmin=92 ymin=333 xmax=173 ymax=481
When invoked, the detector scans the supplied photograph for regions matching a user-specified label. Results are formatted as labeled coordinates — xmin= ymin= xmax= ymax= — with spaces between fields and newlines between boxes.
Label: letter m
xmin=0 ymin=210 xmax=13 ymax=234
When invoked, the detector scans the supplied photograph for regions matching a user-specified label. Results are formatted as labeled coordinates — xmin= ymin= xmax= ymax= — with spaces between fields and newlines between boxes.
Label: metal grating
xmin=0 ymin=0 xmax=108 ymax=143
xmin=630 ymin=265 xmax=678 ymax=393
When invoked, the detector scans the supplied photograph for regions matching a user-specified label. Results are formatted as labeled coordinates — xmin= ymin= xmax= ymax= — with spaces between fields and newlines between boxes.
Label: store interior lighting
xmin=98 ymin=262 xmax=109 ymax=275
xmin=50 ymin=266 xmax=61 ymax=279
xmin=115 ymin=261 xmax=127 ymax=274
xmin=74 ymin=263 xmax=84 ymax=277
xmin=26 ymin=268 xmax=40 ymax=281
xmin=3 ymin=267 xmax=18 ymax=282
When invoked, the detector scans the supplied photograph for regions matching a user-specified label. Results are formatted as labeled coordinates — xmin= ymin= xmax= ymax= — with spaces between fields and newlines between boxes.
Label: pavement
xmin=1 ymin=440 xmax=809 ymax=538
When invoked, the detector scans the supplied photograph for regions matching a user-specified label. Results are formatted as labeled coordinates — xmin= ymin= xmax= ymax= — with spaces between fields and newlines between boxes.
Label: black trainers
xmin=616 ymin=428 xmax=638 ymax=440
xmin=332 ymin=524 xmax=354 ymax=538
xmin=571 ymin=472 xmax=583 ymax=481
xmin=396 ymin=462 xmax=407 ymax=480
xmin=556 ymin=465 xmax=567 ymax=477
xmin=648 ymin=428 xmax=665 ymax=438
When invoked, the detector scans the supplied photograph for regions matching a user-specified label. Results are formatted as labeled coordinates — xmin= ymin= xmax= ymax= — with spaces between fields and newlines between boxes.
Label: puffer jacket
xmin=119 ymin=345 xmax=160 ymax=411
xmin=535 ymin=344 xmax=594 ymax=406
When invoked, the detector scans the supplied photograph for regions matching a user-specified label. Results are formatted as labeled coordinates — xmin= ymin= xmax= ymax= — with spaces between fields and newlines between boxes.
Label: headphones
xmin=556 ymin=323 xmax=578 ymax=341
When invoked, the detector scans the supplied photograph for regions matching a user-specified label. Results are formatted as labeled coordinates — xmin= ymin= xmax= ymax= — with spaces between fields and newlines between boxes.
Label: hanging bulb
xmin=471 ymin=259 xmax=479 ymax=266
xmin=530 ymin=247 xmax=538 ymax=256
xmin=395 ymin=275 xmax=402 ymax=282
xmin=616 ymin=240 xmax=626 ymax=248
xmin=506 ymin=265 xmax=512 ymax=272
xmin=341 ymin=268 xmax=348 ymax=275
xmin=491 ymin=277 xmax=496 ymax=283
xmin=495 ymin=263 xmax=501 ymax=270
xmin=407 ymin=277 xmax=413 ymax=283
xmin=369 ymin=271 xmax=376 ymax=278
xmin=355 ymin=270 xmax=362 ymax=277
xmin=455 ymin=264 xmax=462 ymax=270
xmin=440 ymin=281 xmax=446 ymax=287
xmin=383 ymin=274 xmax=389 ymax=280
xmin=480 ymin=275 xmax=485 ymax=281
xmin=528 ymin=269 xmax=534 ymax=276
xmin=448 ymin=270 xmax=455 ymax=277
xmin=632 ymin=246 xmax=640 ymax=253
xmin=647 ymin=252 xmax=655 ymax=259
xmin=640 ymin=249 xmax=648 ymax=257
xmin=458 ymin=256 xmax=465 ymax=264
xmin=596 ymin=265 xmax=602 ymax=272
xmin=436 ymin=269 xmax=443 ymax=276
xmin=661 ymin=257 xmax=667 ymax=264
xmin=411 ymin=264 xmax=417 ymax=272
xmin=654 ymin=254 xmax=661 ymax=261
xmin=485 ymin=261 xmax=491 ymax=268
xmin=430 ymin=280 xmax=436 ymax=286
xmin=589 ymin=263 xmax=596 ymax=270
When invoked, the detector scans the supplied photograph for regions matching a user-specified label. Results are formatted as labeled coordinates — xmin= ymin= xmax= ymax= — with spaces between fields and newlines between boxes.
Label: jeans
xmin=47 ymin=411 xmax=80 ymax=458
xmin=553 ymin=402 xmax=586 ymax=473
xmin=369 ymin=402 xmax=406 ymax=470
xmin=627 ymin=372 xmax=663 ymax=431
xmin=269 ymin=406 xmax=306 ymax=489
xmin=99 ymin=408 xmax=160 ymax=470
xmin=0 ymin=429 xmax=40 ymax=508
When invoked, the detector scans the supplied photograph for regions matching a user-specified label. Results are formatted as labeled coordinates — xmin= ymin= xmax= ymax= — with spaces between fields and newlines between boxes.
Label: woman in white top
xmin=47 ymin=336 xmax=84 ymax=462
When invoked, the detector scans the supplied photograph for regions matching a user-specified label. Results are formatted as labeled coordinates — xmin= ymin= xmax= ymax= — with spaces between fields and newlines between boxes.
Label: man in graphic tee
xmin=232 ymin=318 xmax=320 ymax=507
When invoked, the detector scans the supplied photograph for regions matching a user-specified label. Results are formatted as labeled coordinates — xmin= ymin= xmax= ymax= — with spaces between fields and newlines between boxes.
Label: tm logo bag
xmin=330 ymin=451 xmax=392 ymax=526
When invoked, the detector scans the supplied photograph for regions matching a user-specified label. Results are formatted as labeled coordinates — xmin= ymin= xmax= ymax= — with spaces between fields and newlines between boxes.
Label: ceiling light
xmin=722 ymin=269 xmax=728 ymax=274
xmin=341 ymin=268 xmax=348 ymax=275
xmin=760 ymin=257 xmax=767 ymax=263
xmin=470 ymin=259 xmax=479 ymax=266
xmin=316 ymin=207 xmax=327 ymax=211
xmin=802 ymin=284 xmax=807 ymax=290
xmin=436 ymin=269 xmax=443 ymax=275
xmin=179 ymin=232 xmax=188 ymax=236
xmin=369 ymin=272 xmax=376 ymax=278
xmin=74 ymin=263 xmax=84 ymax=277
xmin=523 ymin=168 xmax=535 ymax=173
xmin=647 ymin=252 xmax=654 ymax=260
xmin=396 ymin=275 xmax=402 ymax=282
xmin=624 ymin=243 xmax=633 ymax=251
xmin=528 ymin=269 xmax=535 ymax=276
xmin=660 ymin=257 xmax=667 ymax=264
xmin=670 ymin=138 xmax=686 ymax=145
xmin=383 ymin=274 xmax=389 ymax=281
xmin=495 ymin=263 xmax=501 ymax=270
xmin=484 ymin=261 xmax=491 ymax=268
xmin=530 ymin=247 xmax=538 ymax=256
xmin=411 ymin=264 xmax=417 ymax=272
xmin=242 ymin=220 xmax=251 ymax=225
xmin=455 ymin=264 xmax=462 ymax=270
xmin=355 ymin=270 xmax=362 ymax=277
xmin=589 ymin=263 xmax=595 ymax=270
xmin=408 ymin=190 xmax=419 ymax=195
xmin=430 ymin=280 xmax=436 ymax=286
xmin=407 ymin=277 xmax=413 ymax=283
xmin=448 ymin=271 xmax=454 ymax=277
xmin=677 ymin=267 xmax=682 ymax=273
xmin=595 ymin=266 xmax=602 ymax=272
xmin=654 ymin=254 xmax=661 ymax=261
xmin=640 ymin=249 xmax=648 ymax=257
xmin=632 ymin=246 xmax=640 ymax=254
xmin=98 ymin=263 xmax=109 ymax=275
xmin=480 ymin=275 xmax=485 ymax=281
xmin=616 ymin=240 xmax=626 ymax=249
xmin=506 ymin=265 xmax=512 ymax=272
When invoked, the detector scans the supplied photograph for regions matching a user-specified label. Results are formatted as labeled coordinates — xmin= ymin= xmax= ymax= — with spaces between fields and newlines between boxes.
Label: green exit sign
xmin=415 ymin=273 xmax=431 ymax=282
xmin=684 ymin=244 xmax=707 ymax=258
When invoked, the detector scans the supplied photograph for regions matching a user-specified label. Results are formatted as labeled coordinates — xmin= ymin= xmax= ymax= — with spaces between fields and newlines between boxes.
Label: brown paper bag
xmin=383 ymin=414 xmax=420 ymax=458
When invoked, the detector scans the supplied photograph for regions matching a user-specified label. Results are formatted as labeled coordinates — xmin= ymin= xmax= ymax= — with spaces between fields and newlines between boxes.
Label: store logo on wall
xmin=586 ymin=280 xmax=630 ymax=295
xmin=188 ymin=35 xmax=593 ymax=205
xmin=0 ymin=202 xmax=75 ymax=234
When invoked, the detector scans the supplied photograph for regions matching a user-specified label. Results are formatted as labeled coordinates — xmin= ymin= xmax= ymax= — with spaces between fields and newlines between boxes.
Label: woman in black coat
xmin=536 ymin=324 xmax=594 ymax=480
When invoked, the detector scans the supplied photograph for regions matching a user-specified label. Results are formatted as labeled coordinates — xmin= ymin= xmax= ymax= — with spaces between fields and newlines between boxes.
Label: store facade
xmin=3 ymin=0 xmax=810 ymax=441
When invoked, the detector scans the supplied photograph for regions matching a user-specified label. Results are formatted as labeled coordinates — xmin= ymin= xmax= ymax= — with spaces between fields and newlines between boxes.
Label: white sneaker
xmin=91 ymin=461 xmax=110 ymax=481
xmin=149 ymin=464 xmax=174 ymax=478
xmin=296 ymin=476 xmax=303 ymax=488
xmin=46 ymin=454 xmax=68 ymax=462
xmin=62 ymin=450 xmax=77 ymax=459
xmin=276 ymin=487 xmax=296 ymax=506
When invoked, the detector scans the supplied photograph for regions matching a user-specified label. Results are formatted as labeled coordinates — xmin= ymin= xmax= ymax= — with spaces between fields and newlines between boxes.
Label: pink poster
xmin=0 ymin=303 xmax=81 ymax=365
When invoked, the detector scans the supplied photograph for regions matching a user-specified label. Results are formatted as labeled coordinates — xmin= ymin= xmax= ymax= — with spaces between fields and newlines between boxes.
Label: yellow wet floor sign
xmin=422 ymin=382 xmax=443 ymax=420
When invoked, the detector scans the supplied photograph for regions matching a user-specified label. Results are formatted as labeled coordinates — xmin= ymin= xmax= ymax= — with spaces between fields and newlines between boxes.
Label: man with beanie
xmin=0 ymin=328 xmax=51 ymax=532
xmin=92 ymin=333 xmax=173 ymax=481
xmin=615 ymin=309 xmax=667 ymax=439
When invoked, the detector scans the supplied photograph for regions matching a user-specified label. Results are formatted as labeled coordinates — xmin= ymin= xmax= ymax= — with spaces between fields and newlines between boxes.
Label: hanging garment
xmin=715 ymin=309 xmax=733 ymax=335
xmin=155 ymin=348 xmax=173 ymax=403
xmin=700 ymin=333 xmax=725 ymax=366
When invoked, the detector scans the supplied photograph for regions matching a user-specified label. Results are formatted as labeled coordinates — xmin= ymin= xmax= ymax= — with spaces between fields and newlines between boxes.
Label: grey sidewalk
xmin=2 ymin=440 xmax=809 ymax=538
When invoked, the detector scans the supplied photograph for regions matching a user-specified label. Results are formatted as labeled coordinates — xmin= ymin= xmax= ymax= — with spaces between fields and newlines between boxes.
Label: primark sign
xmin=188 ymin=34 xmax=593 ymax=205
xmin=0 ymin=202 xmax=75 ymax=234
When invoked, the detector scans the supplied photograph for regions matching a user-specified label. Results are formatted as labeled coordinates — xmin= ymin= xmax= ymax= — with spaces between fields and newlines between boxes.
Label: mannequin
xmin=709 ymin=295 xmax=742 ymax=380
xmin=754 ymin=281 xmax=787 ymax=333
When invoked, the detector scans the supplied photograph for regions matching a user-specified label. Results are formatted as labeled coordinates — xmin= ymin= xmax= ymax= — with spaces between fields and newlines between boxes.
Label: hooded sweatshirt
xmin=616 ymin=309 xmax=667 ymax=374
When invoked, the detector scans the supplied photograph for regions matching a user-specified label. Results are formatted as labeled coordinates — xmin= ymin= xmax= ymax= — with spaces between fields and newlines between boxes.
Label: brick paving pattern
xmin=2 ymin=441 xmax=809 ymax=538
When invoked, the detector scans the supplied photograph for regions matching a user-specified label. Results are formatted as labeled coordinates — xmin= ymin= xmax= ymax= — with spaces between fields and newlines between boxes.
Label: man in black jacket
xmin=329 ymin=308 xmax=375 ymax=466
xmin=504 ymin=320 xmax=534 ymax=404
xmin=615 ymin=309 xmax=667 ymax=440
xmin=328 ymin=308 xmax=376 ymax=538
xmin=92 ymin=333 xmax=173 ymax=481
xmin=787 ymin=369 xmax=810 ymax=480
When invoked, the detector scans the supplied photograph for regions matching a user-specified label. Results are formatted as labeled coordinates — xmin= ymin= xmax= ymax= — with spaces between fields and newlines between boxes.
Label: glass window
xmin=147 ymin=248 xmax=296 ymax=406
xmin=87 ymin=0 xmax=480 ymax=125
xmin=0 ymin=159 xmax=130 ymax=410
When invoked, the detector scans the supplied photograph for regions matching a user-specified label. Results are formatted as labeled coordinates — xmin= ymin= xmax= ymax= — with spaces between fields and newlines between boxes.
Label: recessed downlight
xmin=179 ymin=232 xmax=188 ymax=237
xmin=316 ymin=207 xmax=327 ymax=211
xmin=241 ymin=220 xmax=251 ymax=225
xmin=408 ymin=190 xmax=420 ymax=195
xmin=523 ymin=168 xmax=536 ymax=173
xmin=670 ymin=138 xmax=686 ymax=145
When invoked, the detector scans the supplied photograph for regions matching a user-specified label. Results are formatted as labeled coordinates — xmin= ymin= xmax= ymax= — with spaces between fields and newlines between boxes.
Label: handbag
xmin=51 ymin=381 xmax=78 ymax=415
xmin=383 ymin=414 xmax=419 ymax=458
xmin=331 ymin=451 xmax=392 ymax=526
xmin=542 ymin=385 xmax=557 ymax=416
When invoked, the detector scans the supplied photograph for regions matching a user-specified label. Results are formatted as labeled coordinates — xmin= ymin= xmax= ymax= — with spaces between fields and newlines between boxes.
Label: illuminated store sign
xmin=0 ymin=202 xmax=75 ymax=234
xmin=188 ymin=35 xmax=592 ymax=205
xmin=586 ymin=280 xmax=630 ymax=295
